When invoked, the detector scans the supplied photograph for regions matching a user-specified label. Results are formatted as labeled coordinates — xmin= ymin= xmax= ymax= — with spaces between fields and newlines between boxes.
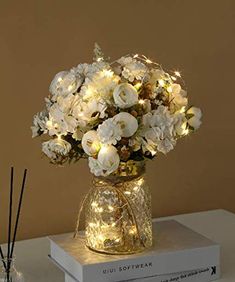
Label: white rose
xmin=97 ymin=145 xmax=120 ymax=175
xmin=113 ymin=83 xmax=138 ymax=109
xmin=81 ymin=130 xmax=101 ymax=156
xmin=42 ymin=138 xmax=71 ymax=161
xmin=114 ymin=112 xmax=138 ymax=138
xmin=49 ymin=71 xmax=82 ymax=99
xmin=187 ymin=107 xmax=202 ymax=130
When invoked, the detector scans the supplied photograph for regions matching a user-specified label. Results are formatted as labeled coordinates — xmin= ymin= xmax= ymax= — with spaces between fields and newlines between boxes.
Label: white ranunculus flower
xmin=97 ymin=145 xmax=120 ymax=175
xmin=49 ymin=71 xmax=82 ymax=99
xmin=81 ymin=130 xmax=101 ymax=156
xmin=114 ymin=112 xmax=138 ymax=138
xmin=97 ymin=118 xmax=122 ymax=145
xmin=42 ymin=138 xmax=71 ymax=161
xmin=113 ymin=83 xmax=138 ymax=109
xmin=187 ymin=107 xmax=202 ymax=130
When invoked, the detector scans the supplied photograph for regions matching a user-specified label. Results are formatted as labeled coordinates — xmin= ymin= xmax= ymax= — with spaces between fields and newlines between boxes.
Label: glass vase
xmin=0 ymin=257 xmax=24 ymax=282
xmin=81 ymin=161 xmax=153 ymax=254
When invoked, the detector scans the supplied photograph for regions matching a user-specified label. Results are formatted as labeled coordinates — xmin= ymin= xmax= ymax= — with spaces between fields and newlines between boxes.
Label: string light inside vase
xmin=85 ymin=175 xmax=152 ymax=253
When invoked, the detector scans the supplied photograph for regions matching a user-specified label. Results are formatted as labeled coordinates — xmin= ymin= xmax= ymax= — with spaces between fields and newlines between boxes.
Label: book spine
xmin=65 ymin=265 xmax=220 ymax=282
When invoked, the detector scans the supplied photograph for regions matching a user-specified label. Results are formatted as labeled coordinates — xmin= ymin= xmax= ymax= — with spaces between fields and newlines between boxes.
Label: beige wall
xmin=0 ymin=0 xmax=234 ymax=243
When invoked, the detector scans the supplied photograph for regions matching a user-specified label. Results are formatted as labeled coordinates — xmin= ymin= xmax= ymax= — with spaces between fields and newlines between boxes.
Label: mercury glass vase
xmin=0 ymin=257 xmax=24 ymax=282
xmin=83 ymin=161 xmax=152 ymax=254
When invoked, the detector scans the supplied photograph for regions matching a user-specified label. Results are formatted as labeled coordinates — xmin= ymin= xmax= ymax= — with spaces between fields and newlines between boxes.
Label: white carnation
xmin=42 ymin=138 xmax=71 ymax=161
xmin=113 ymin=83 xmax=138 ymax=108
xmin=143 ymin=127 xmax=176 ymax=155
xmin=31 ymin=110 xmax=48 ymax=138
xmin=143 ymin=106 xmax=174 ymax=129
xmin=88 ymin=157 xmax=104 ymax=176
xmin=141 ymin=106 xmax=176 ymax=155
xmin=97 ymin=118 xmax=122 ymax=145
xmin=46 ymin=94 xmax=77 ymax=136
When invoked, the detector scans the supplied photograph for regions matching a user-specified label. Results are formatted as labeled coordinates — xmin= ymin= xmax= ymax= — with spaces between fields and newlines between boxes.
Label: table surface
xmin=3 ymin=209 xmax=235 ymax=282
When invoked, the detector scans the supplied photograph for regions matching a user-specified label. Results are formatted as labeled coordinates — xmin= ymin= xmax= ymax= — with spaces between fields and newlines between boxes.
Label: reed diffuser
xmin=0 ymin=168 xmax=28 ymax=282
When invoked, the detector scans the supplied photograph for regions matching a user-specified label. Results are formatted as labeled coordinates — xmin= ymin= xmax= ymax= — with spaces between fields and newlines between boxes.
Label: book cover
xmin=49 ymin=220 xmax=220 ymax=282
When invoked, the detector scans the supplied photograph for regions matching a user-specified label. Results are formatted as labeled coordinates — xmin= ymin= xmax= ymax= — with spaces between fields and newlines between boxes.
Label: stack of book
xmin=49 ymin=220 xmax=220 ymax=282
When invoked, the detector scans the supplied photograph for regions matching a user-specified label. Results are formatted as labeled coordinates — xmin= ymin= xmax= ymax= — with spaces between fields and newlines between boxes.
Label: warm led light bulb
xmin=167 ymin=86 xmax=173 ymax=93
xmin=135 ymin=82 xmax=142 ymax=89
xmin=91 ymin=201 xmax=98 ymax=208
xmin=174 ymin=71 xmax=181 ymax=77
xmin=138 ymin=178 xmax=144 ymax=186
xmin=68 ymin=85 xmax=74 ymax=91
xmin=139 ymin=99 xmax=145 ymax=105
xmin=146 ymin=58 xmax=152 ymax=64
xmin=133 ymin=186 xmax=139 ymax=192
xmin=158 ymin=79 xmax=165 ymax=87
xmin=102 ymin=69 xmax=113 ymax=77
xmin=108 ymin=206 xmax=114 ymax=212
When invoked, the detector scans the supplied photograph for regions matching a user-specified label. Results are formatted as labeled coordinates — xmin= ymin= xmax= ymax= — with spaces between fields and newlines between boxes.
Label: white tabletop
xmin=5 ymin=209 xmax=235 ymax=281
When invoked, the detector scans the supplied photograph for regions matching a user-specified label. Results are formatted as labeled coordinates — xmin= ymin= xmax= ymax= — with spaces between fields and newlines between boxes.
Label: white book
xmin=49 ymin=220 xmax=220 ymax=282
xmin=64 ymin=266 xmax=220 ymax=282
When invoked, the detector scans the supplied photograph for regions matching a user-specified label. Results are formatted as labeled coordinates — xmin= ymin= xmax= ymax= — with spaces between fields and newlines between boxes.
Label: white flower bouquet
xmin=32 ymin=44 xmax=202 ymax=177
